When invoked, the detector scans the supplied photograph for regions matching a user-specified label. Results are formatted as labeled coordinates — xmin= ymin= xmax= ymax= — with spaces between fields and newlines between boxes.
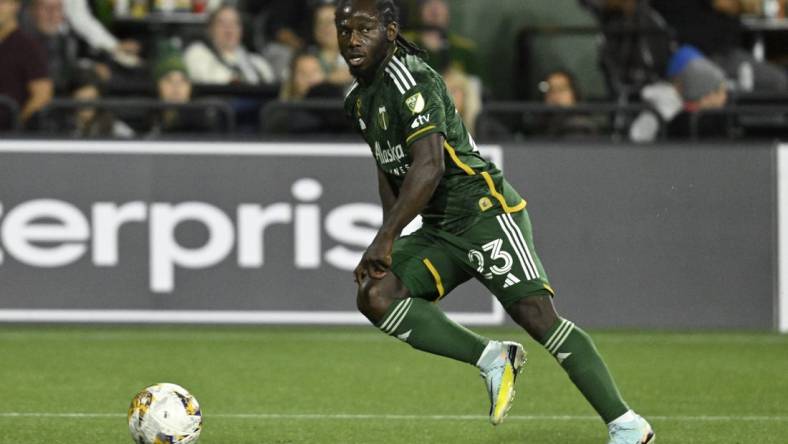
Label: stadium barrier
xmin=259 ymin=99 xmax=351 ymax=135
xmin=36 ymin=98 xmax=237 ymax=134
xmin=477 ymin=101 xmax=663 ymax=140
xmin=0 ymin=140 xmax=777 ymax=330
xmin=689 ymin=105 xmax=788 ymax=140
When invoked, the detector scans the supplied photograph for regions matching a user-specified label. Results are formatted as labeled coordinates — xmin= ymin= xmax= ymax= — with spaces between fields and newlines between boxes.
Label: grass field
xmin=1 ymin=326 xmax=787 ymax=443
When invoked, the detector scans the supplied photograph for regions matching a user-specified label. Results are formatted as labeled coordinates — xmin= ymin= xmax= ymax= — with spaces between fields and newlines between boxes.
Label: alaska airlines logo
xmin=374 ymin=141 xmax=405 ymax=165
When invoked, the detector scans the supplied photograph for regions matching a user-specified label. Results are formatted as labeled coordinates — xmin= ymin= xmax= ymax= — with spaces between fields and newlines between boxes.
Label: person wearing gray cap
xmin=630 ymin=45 xmax=728 ymax=142
xmin=669 ymin=46 xmax=728 ymax=111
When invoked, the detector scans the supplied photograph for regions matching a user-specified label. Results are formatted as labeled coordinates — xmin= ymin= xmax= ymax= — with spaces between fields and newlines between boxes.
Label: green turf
xmin=1 ymin=326 xmax=787 ymax=443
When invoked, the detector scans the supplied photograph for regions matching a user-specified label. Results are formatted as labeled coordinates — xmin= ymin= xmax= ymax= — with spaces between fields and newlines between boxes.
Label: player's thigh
xmin=465 ymin=210 xmax=554 ymax=309
xmin=390 ymin=230 xmax=472 ymax=302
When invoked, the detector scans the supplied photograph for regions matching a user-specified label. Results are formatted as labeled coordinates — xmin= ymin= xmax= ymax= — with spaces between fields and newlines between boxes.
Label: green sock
xmin=541 ymin=318 xmax=629 ymax=423
xmin=377 ymin=298 xmax=488 ymax=365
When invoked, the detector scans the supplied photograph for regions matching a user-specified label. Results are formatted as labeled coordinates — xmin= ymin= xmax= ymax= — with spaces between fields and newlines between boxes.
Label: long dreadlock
xmin=376 ymin=0 xmax=427 ymax=57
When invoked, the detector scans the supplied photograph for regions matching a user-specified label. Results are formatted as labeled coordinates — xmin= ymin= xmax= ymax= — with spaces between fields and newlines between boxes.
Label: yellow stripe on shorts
xmin=422 ymin=258 xmax=445 ymax=300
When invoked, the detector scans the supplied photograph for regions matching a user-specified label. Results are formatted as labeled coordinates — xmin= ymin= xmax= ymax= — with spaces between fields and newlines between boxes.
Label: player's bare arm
xmin=377 ymin=166 xmax=396 ymax=221
xmin=354 ymin=133 xmax=444 ymax=283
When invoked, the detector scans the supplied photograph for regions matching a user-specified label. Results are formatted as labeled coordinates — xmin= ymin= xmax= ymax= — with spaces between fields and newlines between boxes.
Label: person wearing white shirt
xmin=63 ymin=0 xmax=140 ymax=66
xmin=184 ymin=5 xmax=275 ymax=85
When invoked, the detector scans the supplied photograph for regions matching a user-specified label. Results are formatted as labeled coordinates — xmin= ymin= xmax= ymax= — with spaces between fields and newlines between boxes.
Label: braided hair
xmin=375 ymin=0 xmax=427 ymax=57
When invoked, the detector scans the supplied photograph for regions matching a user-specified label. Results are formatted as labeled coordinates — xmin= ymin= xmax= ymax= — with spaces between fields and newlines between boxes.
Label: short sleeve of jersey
xmin=398 ymin=75 xmax=447 ymax=147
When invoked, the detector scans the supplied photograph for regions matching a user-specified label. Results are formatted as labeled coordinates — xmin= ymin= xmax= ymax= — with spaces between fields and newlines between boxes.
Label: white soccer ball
xmin=128 ymin=383 xmax=202 ymax=444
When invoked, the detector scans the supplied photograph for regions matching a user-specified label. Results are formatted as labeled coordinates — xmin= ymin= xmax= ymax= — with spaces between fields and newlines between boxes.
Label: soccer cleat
xmin=479 ymin=341 xmax=526 ymax=426
xmin=608 ymin=414 xmax=655 ymax=444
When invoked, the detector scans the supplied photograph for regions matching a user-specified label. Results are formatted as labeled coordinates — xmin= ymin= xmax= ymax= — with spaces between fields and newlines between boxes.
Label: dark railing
xmin=37 ymin=98 xmax=237 ymax=134
xmin=8 ymin=96 xmax=787 ymax=142
xmin=483 ymin=101 xmax=657 ymax=115
xmin=260 ymin=99 xmax=345 ymax=115
xmin=259 ymin=99 xmax=350 ymax=135
xmin=258 ymin=100 xmax=665 ymax=140
xmin=689 ymin=105 xmax=788 ymax=140
xmin=479 ymin=101 xmax=664 ymax=141
xmin=0 ymin=95 xmax=21 ymax=132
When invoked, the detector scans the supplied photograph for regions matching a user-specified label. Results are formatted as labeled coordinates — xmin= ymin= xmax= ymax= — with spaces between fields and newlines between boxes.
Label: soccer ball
xmin=128 ymin=383 xmax=202 ymax=444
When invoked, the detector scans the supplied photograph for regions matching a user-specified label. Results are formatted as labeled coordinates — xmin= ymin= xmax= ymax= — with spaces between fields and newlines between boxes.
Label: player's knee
xmin=507 ymin=295 xmax=559 ymax=340
xmin=356 ymin=279 xmax=392 ymax=322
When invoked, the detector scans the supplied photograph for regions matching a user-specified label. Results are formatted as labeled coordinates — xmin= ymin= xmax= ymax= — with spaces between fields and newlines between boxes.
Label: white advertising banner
xmin=0 ymin=140 xmax=505 ymax=325
xmin=0 ymin=140 xmax=776 ymax=329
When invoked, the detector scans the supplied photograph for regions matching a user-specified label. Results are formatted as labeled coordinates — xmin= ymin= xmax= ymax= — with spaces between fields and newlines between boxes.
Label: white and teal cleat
xmin=479 ymin=341 xmax=526 ymax=426
xmin=608 ymin=413 xmax=655 ymax=444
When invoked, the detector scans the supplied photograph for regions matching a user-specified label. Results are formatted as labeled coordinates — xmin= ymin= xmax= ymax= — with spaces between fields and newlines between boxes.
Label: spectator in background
xmin=156 ymin=56 xmax=192 ymax=105
xmin=63 ymin=0 xmax=141 ymax=67
xmin=630 ymin=46 xmax=729 ymax=142
xmin=184 ymin=5 xmax=276 ymax=85
xmin=280 ymin=52 xmax=328 ymax=101
xmin=542 ymin=70 xmax=580 ymax=107
xmin=147 ymin=54 xmax=220 ymax=136
xmin=26 ymin=0 xmax=104 ymax=93
xmin=652 ymin=0 xmax=787 ymax=92
xmin=406 ymin=0 xmax=480 ymax=77
xmin=260 ymin=0 xmax=310 ymax=80
xmin=538 ymin=69 xmax=600 ymax=137
xmin=0 ymin=0 xmax=53 ymax=130
xmin=68 ymin=69 xmax=133 ymax=138
xmin=27 ymin=0 xmax=76 ymax=91
xmin=443 ymin=68 xmax=481 ymax=136
xmin=595 ymin=0 xmax=675 ymax=95
xmin=265 ymin=51 xmax=346 ymax=133
xmin=309 ymin=1 xmax=352 ymax=88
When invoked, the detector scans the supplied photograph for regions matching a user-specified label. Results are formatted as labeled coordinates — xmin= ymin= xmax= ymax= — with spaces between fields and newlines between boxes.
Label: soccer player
xmin=336 ymin=1 xmax=654 ymax=442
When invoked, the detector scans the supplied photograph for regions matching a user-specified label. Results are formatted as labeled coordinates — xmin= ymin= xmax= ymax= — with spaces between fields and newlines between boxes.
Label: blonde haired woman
xmin=443 ymin=68 xmax=481 ymax=136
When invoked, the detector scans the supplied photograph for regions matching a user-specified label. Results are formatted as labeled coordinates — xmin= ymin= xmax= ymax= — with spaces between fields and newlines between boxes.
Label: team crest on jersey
xmin=378 ymin=106 xmax=389 ymax=130
xmin=405 ymin=92 xmax=425 ymax=114
xmin=355 ymin=97 xmax=362 ymax=118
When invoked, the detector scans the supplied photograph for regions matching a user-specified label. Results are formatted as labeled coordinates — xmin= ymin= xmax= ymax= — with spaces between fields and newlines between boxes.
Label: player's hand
xmin=354 ymin=236 xmax=393 ymax=284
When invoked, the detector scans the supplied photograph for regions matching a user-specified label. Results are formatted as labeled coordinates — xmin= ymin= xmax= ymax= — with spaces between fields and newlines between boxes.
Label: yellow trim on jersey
xmin=444 ymin=141 xmax=526 ymax=213
xmin=443 ymin=141 xmax=476 ymax=175
xmin=406 ymin=125 xmax=437 ymax=145
xmin=481 ymin=172 xmax=527 ymax=213
xmin=422 ymin=258 xmax=445 ymax=300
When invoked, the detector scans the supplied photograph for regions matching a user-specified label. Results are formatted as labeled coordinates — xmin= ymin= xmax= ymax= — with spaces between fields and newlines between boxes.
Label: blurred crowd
xmin=0 ymin=0 xmax=787 ymax=141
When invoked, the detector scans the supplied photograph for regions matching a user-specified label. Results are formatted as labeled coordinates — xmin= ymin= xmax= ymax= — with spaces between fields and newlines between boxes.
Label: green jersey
xmin=344 ymin=48 xmax=525 ymax=234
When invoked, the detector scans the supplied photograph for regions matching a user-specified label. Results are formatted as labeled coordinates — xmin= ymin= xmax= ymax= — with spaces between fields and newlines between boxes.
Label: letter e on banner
xmin=1 ymin=199 xmax=89 ymax=267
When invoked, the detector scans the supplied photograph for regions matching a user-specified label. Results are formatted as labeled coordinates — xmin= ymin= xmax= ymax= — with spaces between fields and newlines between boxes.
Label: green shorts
xmin=390 ymin=209 xmax=554 ymax=309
